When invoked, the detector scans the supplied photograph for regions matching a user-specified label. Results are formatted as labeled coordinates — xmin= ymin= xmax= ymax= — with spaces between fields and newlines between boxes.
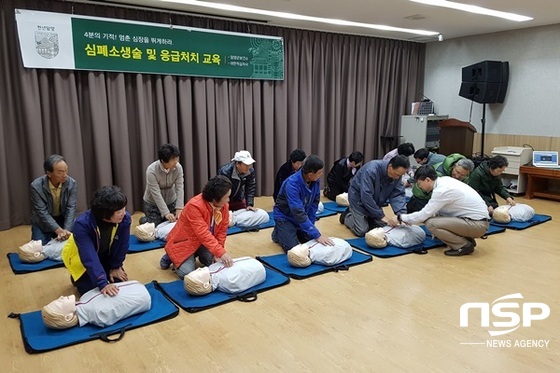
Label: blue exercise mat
xmin=227 ymin=212 xmax=276 ymax=235
xmin=346 ymin=225 xmax=445 ymax=258
xmin=316 ymin=209 xmax=337 ymax=219
xmin=10 ymin=282 xmax=179 ymax=353
xmin=256 ymin=249 xmax=372 ymax=279
xmin=419 ymin=225 xmax=447 ymax=248
xmin=322 ymin=201 xmax=348 ymax=213
xmin=156 ymin=267 xmax=290 ymax=312
xmin=489 ymin=214 xmax=552 ymax=230
xmin=7 ymin=253 xmax=64 ymax=274
xmin=483 ymin=224 xmax=506 ymax=236
xmin=128 ymin=235 xmax=166 ymax=253
xmin=346 ymin=237 xmax=438 ymax=258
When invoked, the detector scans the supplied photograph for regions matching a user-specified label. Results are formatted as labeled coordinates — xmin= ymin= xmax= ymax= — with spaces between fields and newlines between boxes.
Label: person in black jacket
xmin=273 ymin=149 xmax=306 ymax=201
xmin=323 ymin=151 xmax=363 ymax=201
xmin=218 ymin=150 xmax=270 ymax=230
xmin=218 ymin=150 xmax=257 ymax=211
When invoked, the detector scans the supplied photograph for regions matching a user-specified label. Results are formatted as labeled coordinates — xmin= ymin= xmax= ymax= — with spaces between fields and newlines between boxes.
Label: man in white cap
xmin=218 ymin=150 xmax=269 ymax=229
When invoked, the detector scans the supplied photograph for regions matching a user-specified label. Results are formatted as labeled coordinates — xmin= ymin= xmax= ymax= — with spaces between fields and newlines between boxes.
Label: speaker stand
xmin=480 ymin=103 xmax=486 ymax=155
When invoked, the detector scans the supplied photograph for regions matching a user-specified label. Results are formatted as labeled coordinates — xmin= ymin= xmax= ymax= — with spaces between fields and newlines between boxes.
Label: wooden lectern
xmin=438 ymin=118 xmax=477 ymax=156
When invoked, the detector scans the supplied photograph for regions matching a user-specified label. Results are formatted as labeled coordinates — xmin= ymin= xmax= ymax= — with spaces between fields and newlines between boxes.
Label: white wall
xmin=424 ymin=23 xmax=560 ymax=137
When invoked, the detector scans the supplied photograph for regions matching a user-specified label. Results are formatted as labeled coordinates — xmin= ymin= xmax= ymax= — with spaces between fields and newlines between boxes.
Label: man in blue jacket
xmin=341 ymin=155 xmax=409 ymax=237
xmin=272 ymin=155 xmax=334 ymax=252
xmin=62 ymin=186 xmax=130 ymax=297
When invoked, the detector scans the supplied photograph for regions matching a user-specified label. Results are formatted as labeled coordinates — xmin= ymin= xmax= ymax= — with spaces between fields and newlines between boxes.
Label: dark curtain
xmin=0 ymin=0 xmax=425 ymax=230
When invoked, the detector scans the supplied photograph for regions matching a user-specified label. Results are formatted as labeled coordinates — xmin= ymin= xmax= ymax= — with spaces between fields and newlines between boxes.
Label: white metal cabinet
xmin=400 ymin=115 xmax=448 ymax=166
xmin=491 ymin=146 xmax=533 ymax=195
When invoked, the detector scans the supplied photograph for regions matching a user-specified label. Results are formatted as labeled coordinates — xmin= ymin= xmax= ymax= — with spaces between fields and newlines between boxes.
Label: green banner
xmin=16 ymin=9 xmax=284 ymax=80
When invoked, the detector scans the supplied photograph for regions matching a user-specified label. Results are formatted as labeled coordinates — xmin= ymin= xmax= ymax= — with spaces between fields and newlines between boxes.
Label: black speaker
xmin=459 ymin=81 xmax=507 ymax=104
xmin=459 ymin=61 xmax=509 ymax=103
xmin=461 ymin=61 xmax=507 ymax=83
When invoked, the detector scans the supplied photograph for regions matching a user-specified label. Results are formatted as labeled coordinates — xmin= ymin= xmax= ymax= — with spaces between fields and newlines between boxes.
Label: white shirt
xmin=401 ymin=176 xmax=489 ymax=225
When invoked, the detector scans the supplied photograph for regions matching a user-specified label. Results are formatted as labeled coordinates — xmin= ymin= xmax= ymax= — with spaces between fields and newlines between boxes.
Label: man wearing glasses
xmin=340 ymin=155 xmax=410 ymax=237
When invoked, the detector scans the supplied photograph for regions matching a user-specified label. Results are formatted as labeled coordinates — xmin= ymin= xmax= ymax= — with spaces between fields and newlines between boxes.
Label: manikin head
xmin=18 ymin=240 xmax=45 ymax=263
xmin=287 ymin=243 xmax=312 ymax=267
xmin=365 ymin=228 xmax=388 ymax=248
xmin=335 ymin=192 xmax=349 ymax=206
xmin=135 ymin=222 xmax=156 ymax=242
xmin=42 ymin=295 xmax=79 ymax=329
xmin=492 ymin=205 xmax=512 ymax=224
xmin=184 ymin=267 xmax=213 ymax=296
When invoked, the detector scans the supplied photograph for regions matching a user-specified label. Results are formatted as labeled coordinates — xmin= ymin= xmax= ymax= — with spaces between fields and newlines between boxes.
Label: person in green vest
xmin=468 ymin=155 xmax=516 ymax=216
xmin=406 ymin=154 xmax=475 ymax=213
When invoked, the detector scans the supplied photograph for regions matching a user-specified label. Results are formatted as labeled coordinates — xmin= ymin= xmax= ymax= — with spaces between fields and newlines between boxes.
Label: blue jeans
xmin=271 ymin=218 xmax=313 ymax=252
xmin=175 ymin=246 xmax=214 ymax=279
xmin=31 ymin=215 xmax=65 ymax=245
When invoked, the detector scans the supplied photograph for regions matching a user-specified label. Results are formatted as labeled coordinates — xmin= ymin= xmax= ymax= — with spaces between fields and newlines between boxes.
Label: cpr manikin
xmin=184 ymin=257 xmax=266 ymax=295
xmin=365 ymin=225 xmax=426 ymax=249
xmin=228 ymin=209 xmax=270 ymax=228
xmin=18 ymin=239 xmax=66 ymax=263
xmin=493 ymin=204 xmax=535 ymax=224
xmin=287 ymin=237 xmax=352 ymax=267
xmin=41 ymin=280 xmax=151 ymax=329
xmin=134 ymin=222 xmax=156 ymax=242
xmin=335 ymin=192 xmax=349 ymax=206
xmin=135 ymin=221 xmax=176 ymax=241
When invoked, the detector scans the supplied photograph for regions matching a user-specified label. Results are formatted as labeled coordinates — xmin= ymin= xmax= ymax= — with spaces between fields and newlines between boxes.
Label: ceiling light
xmin=160 ymin=0 xmax=440 ymax=36
xmin=410 ymin=0 xmax=533 ymax=22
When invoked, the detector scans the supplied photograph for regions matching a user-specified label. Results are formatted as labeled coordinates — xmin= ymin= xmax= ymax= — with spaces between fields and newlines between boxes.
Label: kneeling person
xmin=218 ymin=150 xmax=269 ymax=229
xmin=272 ymin=155 xmax=334 ymax=252
xmin=399 ymin=165 xmax=489 ymax=256
xmin=62 ymin=186 xmax=130 ymax=296
xmin=162 ymin=175 xmax=234 ymax=278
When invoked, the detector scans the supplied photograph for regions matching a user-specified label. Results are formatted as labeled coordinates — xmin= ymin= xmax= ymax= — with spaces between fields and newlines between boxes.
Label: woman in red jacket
xmin=161 ymin=175 xmax=234 ymax=278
